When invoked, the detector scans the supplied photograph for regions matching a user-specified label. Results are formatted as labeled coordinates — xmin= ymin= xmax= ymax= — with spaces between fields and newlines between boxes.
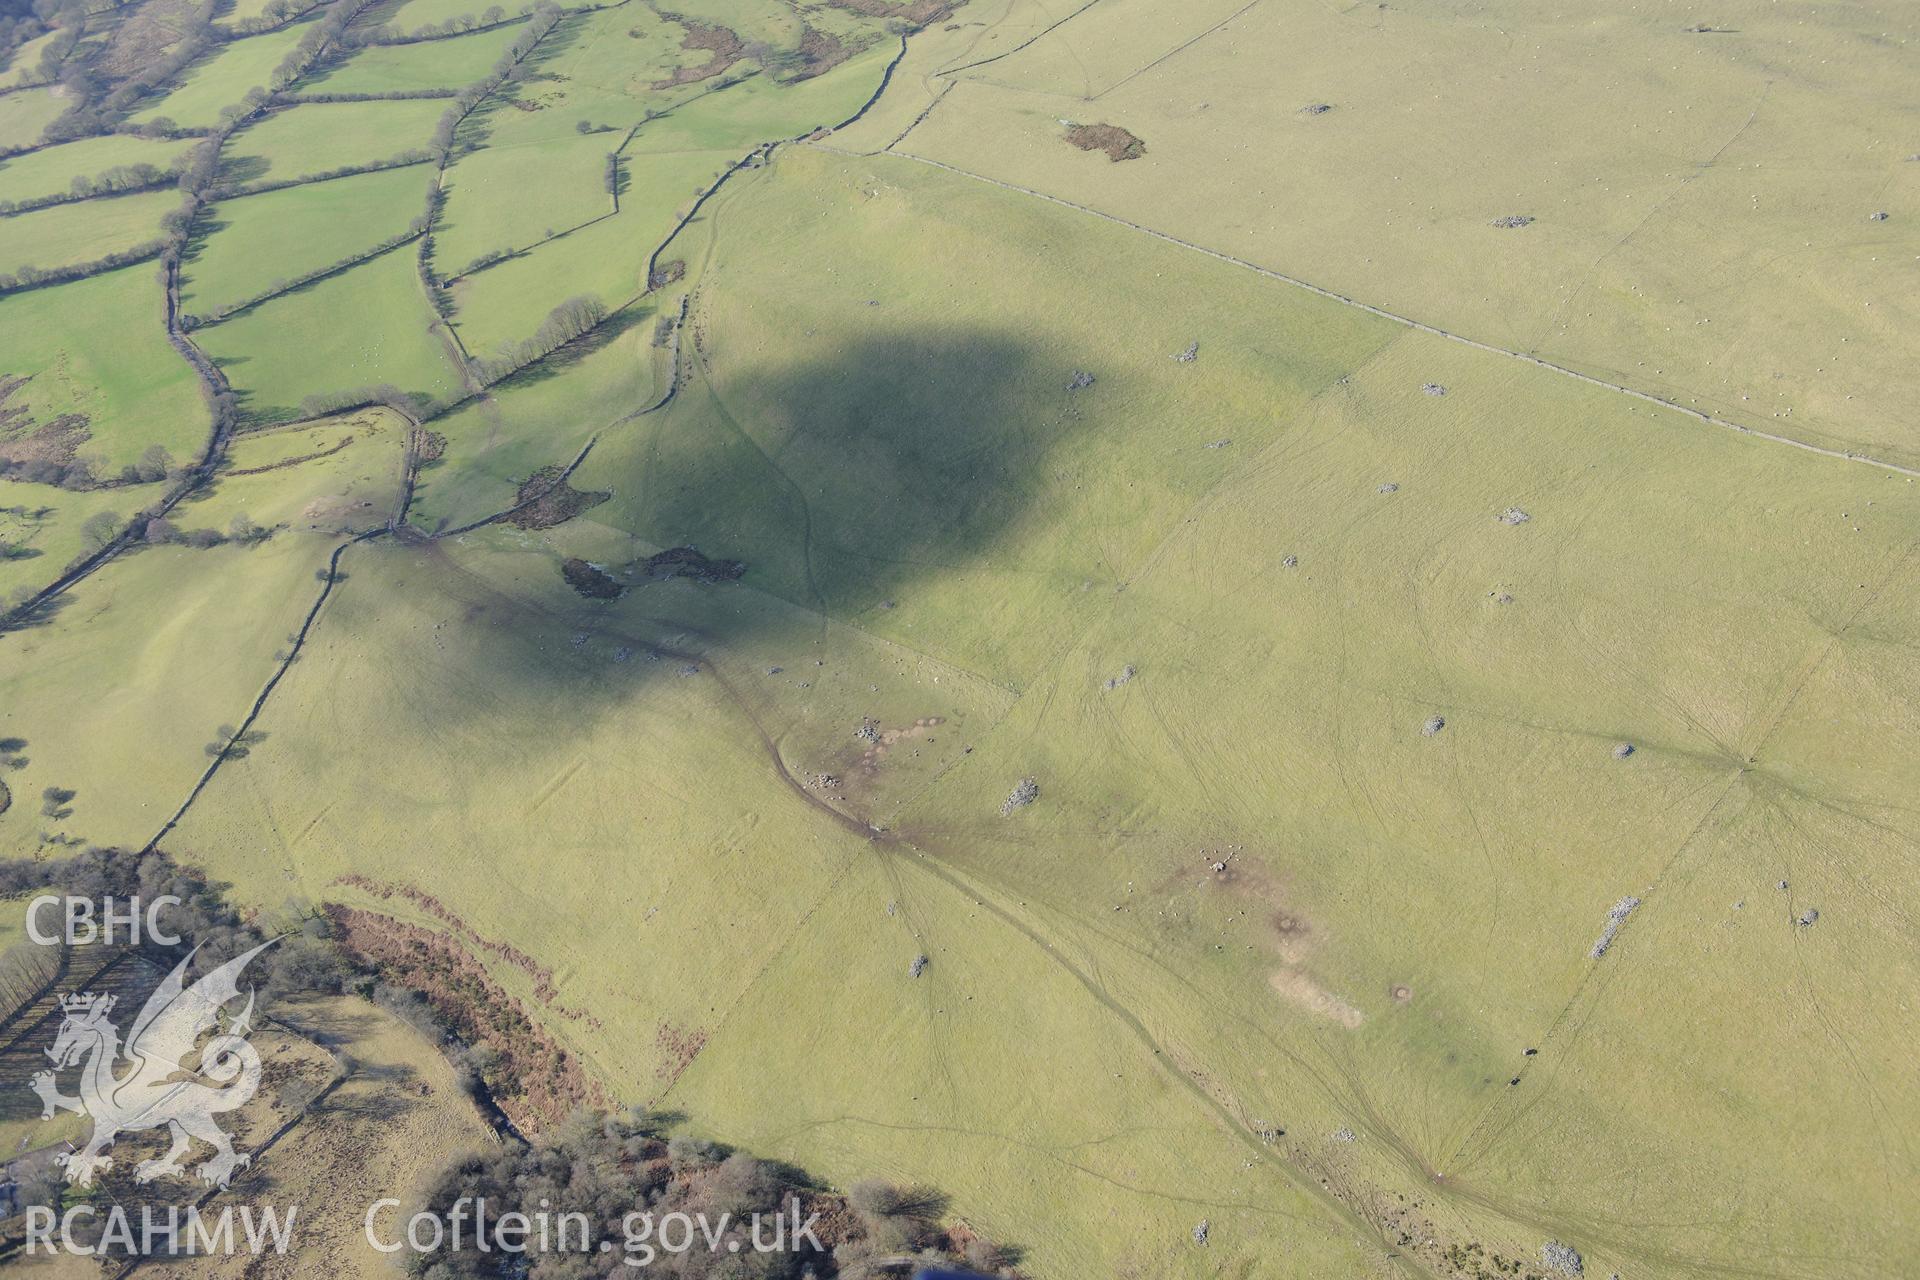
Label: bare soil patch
xmin=652 ymin=1020 xmax=708 ymax=1094
xmin=1270 ymin=968 xmax=1364 ymax=1029
xmin=1065 ymin=122 xmax=1146 ymax=162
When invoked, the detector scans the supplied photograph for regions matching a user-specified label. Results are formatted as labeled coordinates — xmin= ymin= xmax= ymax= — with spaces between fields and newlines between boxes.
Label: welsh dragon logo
xmin=28 ymin=940 xmax=275 ymax=1188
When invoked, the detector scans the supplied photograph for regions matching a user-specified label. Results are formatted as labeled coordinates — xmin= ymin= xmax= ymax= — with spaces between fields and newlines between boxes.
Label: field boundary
xmin=875 ymin=149 xmax=1920 ymax=481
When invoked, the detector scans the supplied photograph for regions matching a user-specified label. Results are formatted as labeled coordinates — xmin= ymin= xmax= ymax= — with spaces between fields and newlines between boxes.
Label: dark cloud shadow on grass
xmin=617 ymin=327 xmax=1087 ymax=618
xmin=360 ymin=325 xmax=1097 ymax=712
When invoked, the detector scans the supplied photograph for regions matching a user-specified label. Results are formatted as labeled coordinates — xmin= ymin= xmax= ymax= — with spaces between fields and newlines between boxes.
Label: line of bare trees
xmin=0 ymin=159 xmax=183 ymax=214
xmin=208 ymin=150 xmax=433 ymax=199
xmin=470 ymin=294 xmax=606 ymax=384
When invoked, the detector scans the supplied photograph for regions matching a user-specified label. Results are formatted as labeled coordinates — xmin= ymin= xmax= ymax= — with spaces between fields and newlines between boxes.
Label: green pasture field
xmin=429 ymin=128 xmax=616 ymax=272
xmin=0 ymin=476 xmax=163 ymax=603
xmin=181 ymin=164 xmax=428 ymax=315
xmin=407 ymin=297 xmax=663 ymax=531
xmin=0 ymin=132 xmax=193 ymax=205
xmin=447 ymin=147 xmax=728 ymax=355
xmin=128 ymin=21 xmax=314 ymax=128
xmin=0 ymin=3 xmax=1914 ymax=1279
xmin=619 ymin=39 xmax=899 ymax=157
xmin=457 ymin=4 xmax=695 ymax=152
xmin=0 ymin=261 xmax=208 ymax=472
xmin=898 ymin=0 xmax=1920 ymax=466
xmin=299 ymin=20 xmax=519 ymax=94
xmin=0 ymin=85 xmax=66 ymax=148
xmin=220 ymin=97 xmax=444 ymax=183
xmin=194 ymin=245 xmax=462 ymax=422
xmin=0 ymin=186 xmax=177 ymax=278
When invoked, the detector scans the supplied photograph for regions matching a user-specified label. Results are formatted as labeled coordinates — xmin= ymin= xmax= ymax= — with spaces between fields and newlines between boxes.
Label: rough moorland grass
xmin=0 ymin=133 xmax=196 ymax=205
xmin=299 ymin=20 xmax=519 ymax=94
xmin=0 ymin=85 xmax=65 ymax=149
xmin=221 ymin=97 xmax=445 ymax=183
xmin=166 ymin=146 xmax=1404 ymax=1279
xmin=906 ymin=0 xmax=1920 ymax=463
xmin=448 ymin=147 xmax=729 ymax=355
xmin=195 ymin=246 xmax=461 ymax=421
xmin=128 ymin=20 xmax=315 ymax=128
xmin=0 ymin=261 xmax=208 ymax=472
xmin=162 ymin=531 xmax=1398 ymax=1280
xmin=0 ymin=187 xmax=179 ymax=278
xmin=182 ymin=164 xmax=428 ymax=315
xmin=897 ymin=317 xmax=1920 ymax=1278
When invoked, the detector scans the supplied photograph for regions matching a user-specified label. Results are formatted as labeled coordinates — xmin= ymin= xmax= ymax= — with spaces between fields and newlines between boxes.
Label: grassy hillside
xmin=0 ymin=2 xmax=1912 ymax=1279
xmin=891 ymin=0 xmax=1920 ymax=466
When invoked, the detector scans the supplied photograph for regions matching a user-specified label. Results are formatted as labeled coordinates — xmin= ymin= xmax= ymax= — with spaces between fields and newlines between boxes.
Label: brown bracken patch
xmin=785 ymin=24 xmax=856 ymax=81
xmin=333 ymin=873 xmax=564 ymax=1006
xmin=652 ymin=1020 xmax=708 ymax=1092
xmin=562 ymin=557 xmax=622 ymax=599
xmin=325 ymin=906 xmax=607 ymax=1133
xmin=1065 ymin=122 xmax=1147 ymax=162
xmin=650 ymin=13 xmax=747 ymax=89
xmin=502 ymin=465 xmax=610 ymax=530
